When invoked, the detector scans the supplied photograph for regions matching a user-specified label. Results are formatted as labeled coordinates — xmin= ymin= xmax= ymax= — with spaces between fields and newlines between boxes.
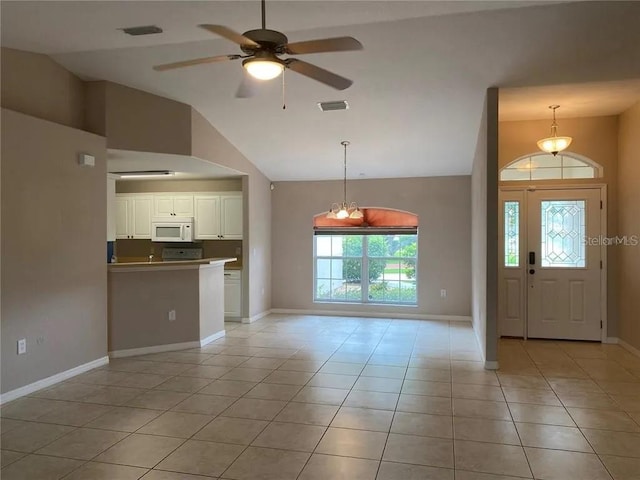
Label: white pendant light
xmin=327 ymin=141 xmax=363 ymax=220
xmin=537 ymin=105 xmax=572 ymax=156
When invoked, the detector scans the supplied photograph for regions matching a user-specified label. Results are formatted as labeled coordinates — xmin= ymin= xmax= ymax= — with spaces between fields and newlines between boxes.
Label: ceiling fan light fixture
xmin=243 ymin=56 xmax=284 ymax=80
xmin=537 ymin=105 xmax=572 ymax=156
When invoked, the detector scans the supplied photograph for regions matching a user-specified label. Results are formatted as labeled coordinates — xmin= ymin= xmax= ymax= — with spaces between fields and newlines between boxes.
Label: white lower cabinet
xmin=224 ymin=270 xmax=242 ymax=318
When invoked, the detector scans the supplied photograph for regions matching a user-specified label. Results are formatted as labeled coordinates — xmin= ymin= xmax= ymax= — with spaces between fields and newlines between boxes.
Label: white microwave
xmin=151 ymin=217 xmax=194 ymax=242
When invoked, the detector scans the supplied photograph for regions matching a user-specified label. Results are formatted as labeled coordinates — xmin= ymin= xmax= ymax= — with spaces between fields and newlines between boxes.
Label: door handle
xmin=529 ymin=269 xmax=535 ymax=275
xmin=529 ymin=251 xmax=536 ymax=265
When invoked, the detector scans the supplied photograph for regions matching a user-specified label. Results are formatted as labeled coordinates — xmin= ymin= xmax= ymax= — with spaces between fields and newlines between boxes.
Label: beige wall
xmin=1 ymin=48 xmax=85 ymax=130
xmin=116 ymin=178 xmax=243 ymax=193
xmin=191 ymin=110 xmax=272 ymax=319
xmin=1 ymin=109 xmax=108 ymax=394
xmin=617 ymin=101 xmax=640 ymax=351
xmin=84 ymin=81 xmax=192 ymax=155
xmin=471 ymin=89 xmax=499 ymax=366
xmin=499 ymin=115 xmax=620 ymax=336
xmin=271 ymin=176 xmax=471 ymax=317
xmin=108 ymin=269 xmax=200 ymax=351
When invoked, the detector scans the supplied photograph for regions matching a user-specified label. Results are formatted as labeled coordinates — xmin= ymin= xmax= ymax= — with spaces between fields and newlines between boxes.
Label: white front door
xmin=499 ymin=188 xmax=603 ymax=341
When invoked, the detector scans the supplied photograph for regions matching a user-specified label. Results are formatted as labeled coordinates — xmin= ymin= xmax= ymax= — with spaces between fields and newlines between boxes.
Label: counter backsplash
xmin=114 ymin=239 xmax=242 ymax=268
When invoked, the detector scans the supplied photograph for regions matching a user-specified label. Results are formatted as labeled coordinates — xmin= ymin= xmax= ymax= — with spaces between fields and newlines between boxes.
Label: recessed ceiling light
xmin=120 ymin=25 xmax=163 ymax=36
xmin=318 ymin=100 xmax=349 ymax=112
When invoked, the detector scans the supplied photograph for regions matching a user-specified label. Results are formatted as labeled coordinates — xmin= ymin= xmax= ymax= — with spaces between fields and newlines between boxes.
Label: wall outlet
xmin=440 ymin=289 xmax=447 ymax=298
xmin=17 ymin=338 xmax=26 ymax=355
xmin=168 ymin=310 xmax=176 ymax=321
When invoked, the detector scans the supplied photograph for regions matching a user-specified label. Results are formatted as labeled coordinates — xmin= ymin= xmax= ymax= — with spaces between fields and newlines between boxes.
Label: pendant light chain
xmin=550 ymin=105 xmax=559 ymax=136
xmin=342 ymin=141 xmax=349 ymax=205
xmin=261 ymin=0 xmax=266 ymax=29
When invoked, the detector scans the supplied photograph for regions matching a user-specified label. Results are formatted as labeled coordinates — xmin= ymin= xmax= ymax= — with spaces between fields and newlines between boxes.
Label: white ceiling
xmin=3 ymin=1 xmax=640 ymax=181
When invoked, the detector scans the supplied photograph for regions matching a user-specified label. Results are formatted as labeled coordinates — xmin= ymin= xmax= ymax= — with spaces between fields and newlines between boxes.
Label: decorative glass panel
xmin=500 ymin=153 xmax=599 ymax=181
xmin=540 ymin=200 xmax=586 ymax=268
xmin=504 ymin=201 xmax=520 ymax=267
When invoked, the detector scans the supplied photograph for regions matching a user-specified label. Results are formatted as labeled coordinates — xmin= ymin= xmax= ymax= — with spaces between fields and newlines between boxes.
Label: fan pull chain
xmin=282 ymin=69 xmax=287 ymax=110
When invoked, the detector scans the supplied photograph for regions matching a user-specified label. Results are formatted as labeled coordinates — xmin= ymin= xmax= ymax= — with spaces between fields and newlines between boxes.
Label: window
xmin=314 ymin=233 xmax=418 ymax=305
xmin=504 ymin=201 xmax=520 ymax=267
xmin=540 ymin=200 xmax=586 ymax=268
xmin=500 ymin=153 xmax=602 ymax=181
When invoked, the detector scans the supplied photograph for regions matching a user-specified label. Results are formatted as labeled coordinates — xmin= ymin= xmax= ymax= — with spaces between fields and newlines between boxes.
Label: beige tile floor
xmin=2 ymin=314 xmax=640 ymax=479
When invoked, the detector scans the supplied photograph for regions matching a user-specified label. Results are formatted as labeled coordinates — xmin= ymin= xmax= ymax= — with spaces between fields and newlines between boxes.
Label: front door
xmin=499 ymin=188 xmax=603 ymax=341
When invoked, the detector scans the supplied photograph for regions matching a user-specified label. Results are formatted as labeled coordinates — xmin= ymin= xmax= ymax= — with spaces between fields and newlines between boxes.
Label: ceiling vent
xmin=121 ymin=25 xmax=163 ymax=36
xmin=318 ymin=100 xmax=349 ymax=112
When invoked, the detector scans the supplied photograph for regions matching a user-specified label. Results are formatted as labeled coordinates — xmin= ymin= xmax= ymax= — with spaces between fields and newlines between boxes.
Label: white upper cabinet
xmin=116 ymin=195 xmax=153 ymax=239
xmin=153 ymin=194 xmax=194 ymax=217
xmin=220 ymin=194 xmax=243 ymax=239
xmin=116 ymin=191 xmax=241 ymax=241
xmin=194 ymin=195 xmax=221 ymax=239
xmin=194 ymin=193 xmax=243 ymax=240
xmin=107 ymin=176 xmax=117 ymax=241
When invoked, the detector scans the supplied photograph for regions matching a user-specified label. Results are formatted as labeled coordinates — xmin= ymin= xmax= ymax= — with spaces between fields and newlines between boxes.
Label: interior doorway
xmin=499 ymin=186 xmax=606 ymax=341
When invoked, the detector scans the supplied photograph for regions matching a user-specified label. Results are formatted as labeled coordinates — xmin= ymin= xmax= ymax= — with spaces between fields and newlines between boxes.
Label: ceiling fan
xmin=152 ymin=0 xmax=363 ymax=97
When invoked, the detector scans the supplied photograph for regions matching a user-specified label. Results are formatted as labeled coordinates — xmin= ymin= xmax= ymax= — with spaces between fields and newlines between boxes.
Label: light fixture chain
xmin=261 ymin=0 xmax=266 ymax=29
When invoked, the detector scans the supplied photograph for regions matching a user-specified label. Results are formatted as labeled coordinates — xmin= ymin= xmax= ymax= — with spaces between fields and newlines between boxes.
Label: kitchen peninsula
xmin=107 ymin=257 xmax=235 ymax=357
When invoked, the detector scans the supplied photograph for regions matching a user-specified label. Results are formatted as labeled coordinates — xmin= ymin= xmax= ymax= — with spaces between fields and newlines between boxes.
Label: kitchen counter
xmin=108 ymin=257 xmax=234 ymax=357
xmin=109 ymin=257 xmax=236 ymax=272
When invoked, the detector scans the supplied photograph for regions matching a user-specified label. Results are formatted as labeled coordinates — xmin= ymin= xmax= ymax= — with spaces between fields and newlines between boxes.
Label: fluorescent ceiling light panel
xmin=114 ymin=170 xmax=175 ymax=178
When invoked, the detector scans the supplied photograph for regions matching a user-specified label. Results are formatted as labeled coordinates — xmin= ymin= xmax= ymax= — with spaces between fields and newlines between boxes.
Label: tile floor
xmin=2 ymin=314 xmax=640 ymax=479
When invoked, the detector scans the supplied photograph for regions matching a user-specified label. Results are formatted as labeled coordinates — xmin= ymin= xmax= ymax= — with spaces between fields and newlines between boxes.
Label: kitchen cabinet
xmin=153 ymin=194 xmax=194 ymax=217
xmin=115 ymin=194 xmax=153 ymax=239
xmin=107 ymin=176 xmax=116 ymax=241
xmin=224 ymin=270 xmax=242 ymax=318
xmin=194 ymin=193 xmax=242 ymax=240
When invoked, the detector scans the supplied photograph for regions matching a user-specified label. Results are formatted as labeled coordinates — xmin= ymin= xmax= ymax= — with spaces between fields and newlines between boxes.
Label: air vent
xmin=121 ymin=25 xmax=163 ymax=36
xmin=318 ymin=100 xmax=349 ymax=112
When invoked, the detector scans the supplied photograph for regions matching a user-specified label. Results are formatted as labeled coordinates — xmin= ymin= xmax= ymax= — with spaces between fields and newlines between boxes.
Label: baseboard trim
xmin=0 ymin=356 xmax=109 ymax=405
xmin=200 ymin=330 xmax=225 ymax=347
xmin=109 ymin=341 xmax=200 ymax=358
xmin=484 ymin=360 xmax=499 ymax=370
xmin=242 ymin=309 xmax=272 ymax=324
xmin=470 ymin=317 xmax=500 ymax=371
xmin=619 ymin=338 xmax=640 ymax=358
xmin=270 ymin=308 xmax=471 ymax=322
xmin=604 ymin=337 xmax=620 ymax=345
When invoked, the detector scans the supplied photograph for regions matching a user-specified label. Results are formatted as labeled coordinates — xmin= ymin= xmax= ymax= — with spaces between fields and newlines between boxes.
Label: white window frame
xmin=313 ymin=232 xmax=418 ymax=306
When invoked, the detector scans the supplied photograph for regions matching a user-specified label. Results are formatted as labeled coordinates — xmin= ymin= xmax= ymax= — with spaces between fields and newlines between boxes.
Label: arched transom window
xmin=500 ymin=152 xmax=603 ymax=181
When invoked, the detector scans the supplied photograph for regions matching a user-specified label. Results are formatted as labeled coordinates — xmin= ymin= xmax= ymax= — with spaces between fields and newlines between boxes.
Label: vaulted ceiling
xmin=3 ymin=1 xmax=640 ymax=180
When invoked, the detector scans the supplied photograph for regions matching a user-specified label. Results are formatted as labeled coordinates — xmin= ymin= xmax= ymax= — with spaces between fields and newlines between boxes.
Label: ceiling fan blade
xmin=285 ymin=59 xmax=353 ymax=90
xmin=153 ymin=54 xmax=239 ymax=71
xmin=285 ymin=36 xmax=363 ymax=55
xmin=235 ymin=72 xmax=260 ymax=98
xmin=199 ymin=24 xmax=259 ymax=47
